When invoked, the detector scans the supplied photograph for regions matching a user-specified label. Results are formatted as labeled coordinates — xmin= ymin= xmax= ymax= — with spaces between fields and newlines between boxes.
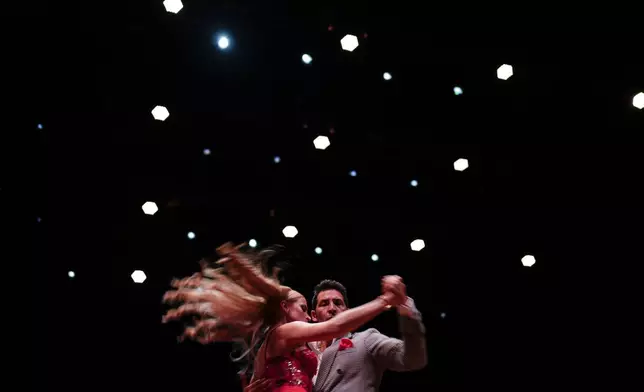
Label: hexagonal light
xmin=633 ymin=92 xmax=644 ymax=109
xmin=68 ymin=271 xmax=75 ymax=278
xmin=151 ymin=105 xmax=170 ymax=121
xmin=315 ymin=247 xmax=323 ymax=255
xmin=282 ymin=225 xmax=298 ymax=238
xmin=521 ymin=255 xmax=536 ymax=267
xmin=497 ymin=64 xmax=513 ymax=80
xmin=302 ymin=54 xmax=313 ymax=64
xmin=249 ymin=239 xmax=258 ymax=248
xmin=410 ymin=239 xmax=425 ymax=251
xmin=371 ymin=254 xmax=379 ymax=262
xmin=142 ymin=201 xmax=158 ymax=215
xmin=383 ymin=72 xmax=392 ymax=81
xmin=340 ymin=34 xmax=359 ymax=52
xmin=131 ymin=270 xmax=147 ymax=283
xmin=163 ymin=0 xmax=183 ymax=14
xmin=313 ymin=135 xmax=330 ymax=150
xmin=453 ymin=158 xmax=469 ymax=171
xmin=453 ymin=86 xmax=463 ymax=96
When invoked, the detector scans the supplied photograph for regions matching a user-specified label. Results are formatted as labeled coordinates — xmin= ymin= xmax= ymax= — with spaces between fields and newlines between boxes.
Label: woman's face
xmin=283 ymin=292 xmax=311 ymax=323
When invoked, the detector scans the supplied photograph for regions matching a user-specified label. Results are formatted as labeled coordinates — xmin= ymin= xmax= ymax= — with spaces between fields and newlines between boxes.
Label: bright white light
xmin=633 ymin=92 xmax=644 ymax=109
xmin=440 ymin=312 xmax=446 ymax=319
xmin=142 ymin=201 xmax=158 ymax=216
xmin=217 ymin=36 xmax=230 ymax=49
xmin=410 ymin=180 xmax=418 ymax=187
xmin=521 ymin=255 xmax=536 ymax=267
xmin=68 ymin=271 xmax=75 ymax=278
xmin=274 ymin=156 xmax=281 ymax=163
xmin=131 ymin=270 xmax=147 ymax=283
xmin=340 ymin=34 xmax=359 ymax=52
xmin=37 ymin=123 xmax=43 ymax=130
xmin=453 ymin=158 xmax=469 ymax=172
xmin=163 ymin=0 xmax=183 ymax=14
xmin=302 ymin=54 xmax=313 ymax=64
xmin=315 ymin=247 xmax=323 ymax=255
xmin=187 ymin=231 xmax=196 ymax=240
xmin=282 ymin=226 xmax=298 ymax=238
xmin=151 ymin=105 xmax=170 ymax=121
xmin=383 ymin=72 xmax=392 ymax=81
xmin=249 ymin=239 xmax=258 ymax=248
xmin=497 ymin=64 xmax=513 ymax=80
xmin=313 ymin=135 xmax=330 ymax=150
xmin=371 ymin=254 xmax=379 ymax=262
xmin=203 ymin=148 xmax=211 ymax=156
xmin=410 ymin=239 xmax=425 ymax=251
xmin=349 ymin=170 xmax=357 ymax=177
xmin=453 ymin=86 xmax=463 ymax=95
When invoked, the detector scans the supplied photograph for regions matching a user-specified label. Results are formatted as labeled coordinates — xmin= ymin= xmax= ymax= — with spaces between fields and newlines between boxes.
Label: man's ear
xmin=310 ymin=310 xmax=318 ymax=322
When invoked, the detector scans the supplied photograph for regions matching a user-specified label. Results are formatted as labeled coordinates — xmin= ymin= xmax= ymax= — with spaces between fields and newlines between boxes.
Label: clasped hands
xmin=380 ymin=275 xmax=409 ymax=310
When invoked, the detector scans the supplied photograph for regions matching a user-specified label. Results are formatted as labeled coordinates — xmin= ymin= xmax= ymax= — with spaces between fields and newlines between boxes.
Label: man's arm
xmin=365 ymin=297 xmax=427 ymax=372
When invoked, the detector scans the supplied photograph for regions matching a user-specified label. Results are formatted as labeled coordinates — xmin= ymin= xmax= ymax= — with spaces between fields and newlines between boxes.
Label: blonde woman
xmin=162 ymin=243 xmax=407 ymax=392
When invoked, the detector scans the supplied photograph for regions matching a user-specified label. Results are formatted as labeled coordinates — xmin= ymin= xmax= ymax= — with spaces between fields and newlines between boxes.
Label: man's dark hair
xmin=312 ymin=279 xmax=349 ymax=309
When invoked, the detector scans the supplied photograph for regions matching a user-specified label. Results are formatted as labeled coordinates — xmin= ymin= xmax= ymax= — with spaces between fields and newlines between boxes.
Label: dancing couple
xmin=162 ymin=243 xmax=427 ymax=392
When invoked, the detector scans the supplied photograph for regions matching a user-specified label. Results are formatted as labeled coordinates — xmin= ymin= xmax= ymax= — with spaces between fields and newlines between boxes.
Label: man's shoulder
xmin=353 ymin=328 xmax=386 ymax=340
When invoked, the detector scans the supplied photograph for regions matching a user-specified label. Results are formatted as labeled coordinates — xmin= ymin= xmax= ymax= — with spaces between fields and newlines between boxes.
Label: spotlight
xmin=440 ymin=312 xmax=446 ymax=319
xmin=68 ymin=271 xmax=75 ymax=278
xmin=217 ymin=35 xmax=230 ymax=50
xmin=302 ymin=54 xmax=313 ymax=64
xmin=313 ymin=135 xmax=330 ymax=150
xmin=410 ymin=180 xmax=418 ymax=187
xmin=203 ymin=148 xmax=211 ymax=156
xmin=142 ymin=201 xmax=158 ymax=216
xmin=521 ymin=255 xmax=536 ymax=267
xmin=37 ymin=217 xmax=42 ymax=223
xmin=371 ymin=254 xmax=379 ymax=262
xmin=383 ymin=72 xmax=392 ymax=81
xmin=633 ymin=92 xmax=644 ymax=109
xmin=37 ymin=123 xmax=43 ymax=130
xmin=151 ymin=105 xmax=170 ymax=121
xmin=410 ymin=239 xmax=425 ymax=251
xmin=349 ymin=170 xmax=357 ymax=177
xmin=249 ymin=239 xmax=258 ymax=248
xmin=163 ymin=0 xmax=183 ymax=14
xmin=496 ymin=64 xmax=513 ymax=80
xmin=131 ymin=270 xmax=147 ymax=283
xmin=340 ymin=34 xmax=359 ymax=52
xmin=453 ymin=158 xmax=469 ymax=172
xmin=274 ymin=156 xmax=281 ymax=163
xmin=187 ymin=231 xmax=196 ymax=240
xmin=282 ymin=226 xmax=298 ymax=238
xmin=453 ymin=86 xmax=463 ymax=95
xmin=315 ymin=247 xmax=323 ymax=255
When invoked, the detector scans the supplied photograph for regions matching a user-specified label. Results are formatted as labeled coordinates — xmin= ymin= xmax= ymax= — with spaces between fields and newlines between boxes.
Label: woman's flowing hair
xmin=162 ymin=242 xmax=291 ymax=376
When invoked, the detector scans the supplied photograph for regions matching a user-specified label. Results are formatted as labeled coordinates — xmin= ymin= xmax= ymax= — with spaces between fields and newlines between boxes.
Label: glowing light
xmin=521 ymin=255 xmax=536 ymax=267
xmin=142 ymin=201 xmax=158 ymax=216
xmin=453 ymin=158 xmax=469 ymax=172
xmin=163 ymin=0 xmax=183 ymax=14
xmin=151 ymin=105 xmax=170 ymax=121
xmin=203 ymin=148 xmax=211 ymax=156
xmin=497 ymin=64 xmax=513 ymax=80
xmin=282 ymin=226 xmax=298 ymax=238
xmin=383 ymin=72 xmax=392 ymax=81
xmin=440 ymin=312 xmax=446 ymax=319
xmin=313 ymin=135 xmax=331 ymax=150
xmin=249 ymin=239 xmax=258 ymax=248
xmin=453 ymin=86 xmax=463 ymax=95
xmin=217 ymin=36 xmax=230 ymax=49
xmin=131 ymin=270 xmax=147 ymax=283
xmin=410 ymin=180 xmax=418 ymax=187
xmin=410 ymin=239 xmax=425 ymax=251
xmin=68 ymin=271 xmax=75 ymax=278
xmin=349 ymin=170 xmax=357 ymax=177
xmin=37 ymin=217 xmax=42 ymax=223
xmin=340 ymin=34 xmax=359 ymax=52
xmin=37 ymin=123 xmax=43 ymax=130
xmin=371 ymin=254 xmax=379 ymax=262
xmin=187 ymin=231 xmax=196 ymax=240
xmin=274 ymin=156 xmax=281 ymax=163
xmin=315 ymin=247 xmax=323 ymax=255
xmin=633 ymin=92 xmax=644 ymax=109
xmin=302 ymin=54 xmax=313 ymax=64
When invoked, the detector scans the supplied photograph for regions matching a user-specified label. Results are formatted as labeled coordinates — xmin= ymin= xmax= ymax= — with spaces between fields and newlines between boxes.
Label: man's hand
xmin=381 ymin=275 xmax=407 ymax=307
xmin=244 ymin=378 xmax=272 ymax=392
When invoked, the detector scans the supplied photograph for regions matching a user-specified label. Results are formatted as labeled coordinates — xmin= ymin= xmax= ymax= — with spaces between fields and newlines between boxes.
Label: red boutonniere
xmin=338 ymin=338 xmax=354 ymax=351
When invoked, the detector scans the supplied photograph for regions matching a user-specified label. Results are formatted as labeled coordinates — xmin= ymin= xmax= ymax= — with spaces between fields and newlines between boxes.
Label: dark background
xmin=33 ymin=1 xmax=642 ymax=391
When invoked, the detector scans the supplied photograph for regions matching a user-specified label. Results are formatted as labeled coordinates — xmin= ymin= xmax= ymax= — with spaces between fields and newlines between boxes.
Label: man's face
xmin=311 ymin=289 xmax=347 ymax=322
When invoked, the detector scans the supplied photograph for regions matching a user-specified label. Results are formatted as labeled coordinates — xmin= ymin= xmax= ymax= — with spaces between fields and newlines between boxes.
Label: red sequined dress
xmin=262 ymin=346 xmax=318 ymax=392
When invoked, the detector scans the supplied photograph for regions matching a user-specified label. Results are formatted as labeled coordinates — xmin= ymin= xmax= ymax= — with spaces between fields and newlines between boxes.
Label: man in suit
xmin=246 ymin=278 xmax=427 ymax=391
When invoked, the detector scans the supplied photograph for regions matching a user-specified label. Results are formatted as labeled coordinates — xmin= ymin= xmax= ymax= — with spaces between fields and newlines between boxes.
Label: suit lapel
xmin=316 ymin=332 xmax=353 ymax=388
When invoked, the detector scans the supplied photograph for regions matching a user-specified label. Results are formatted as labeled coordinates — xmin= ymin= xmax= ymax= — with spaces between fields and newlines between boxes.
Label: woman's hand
xmin=381 ymin=275 xmax=407 ymax=307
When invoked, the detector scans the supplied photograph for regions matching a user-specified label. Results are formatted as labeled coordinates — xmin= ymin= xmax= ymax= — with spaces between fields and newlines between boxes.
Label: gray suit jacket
xmin=313 ymin=298 xmax=427 ymax=392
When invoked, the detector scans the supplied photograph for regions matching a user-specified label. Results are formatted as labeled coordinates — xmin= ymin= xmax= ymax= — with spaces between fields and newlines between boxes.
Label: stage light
xmin=217 ymin=36 xmax=230 ymax=49
xmin=37 ymin=123 xmax=43 ymax=130
xmin=282 ymin=226 xmax=298 ymax=238
xmin=521 ymin=255 xmax=536 ymax=267
xmin=315 ymin=247 xmax=323 ymax=255
xmin=349 ymin=170 xmax=357 ymax=177
xmin=163 ymin=0 xmax=183 ymax=14
xmin=633 ymin=92 xmax=644 ymax=109
xmin=340 ymin=34 xmax=359 ymax=52
xmin=302 ymin=54 xmax=313 ymax=64
xmin=187 ymin=231 xmax=196 ymax=239
xmin=410 ymin=180 xmax=418 ymax=187
xmin=203 ymin=148 xmax=211 ymax=156
xmin=151 ymin=105 xmax=170 ymax=121
xmin=371 ymin=254 xmax=379 ymax=262
xmin=453 ymin=86 xmax=463 ymax=95
xmin=68 ymin=271 xmax=75 ymax=278
xmin=453 ymin=158 xmax=469 ymax=172
xmin=249 ymin=239 xmax=258 ymax=248
xmin=37 ymin=217 xmax=42 ymax=223
xmin=383 ymin=72 xmax=392 ymax=81
xmin=274 ymin=156 xmax=281 ymax=163
xmin=410 ymin=239 xmax=425 ymax=251
xmin=313 ymin=135 xmax=330 ymax=150
xmin=131 ymin=270 xmax=147 ymax=283
xmin=142 ymin=201 xmax=158 ymax=215
xmin=497 ymin=64 xmax=513 ymax=80
xmin=440 ymin=312 xmax=446 ymax=319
